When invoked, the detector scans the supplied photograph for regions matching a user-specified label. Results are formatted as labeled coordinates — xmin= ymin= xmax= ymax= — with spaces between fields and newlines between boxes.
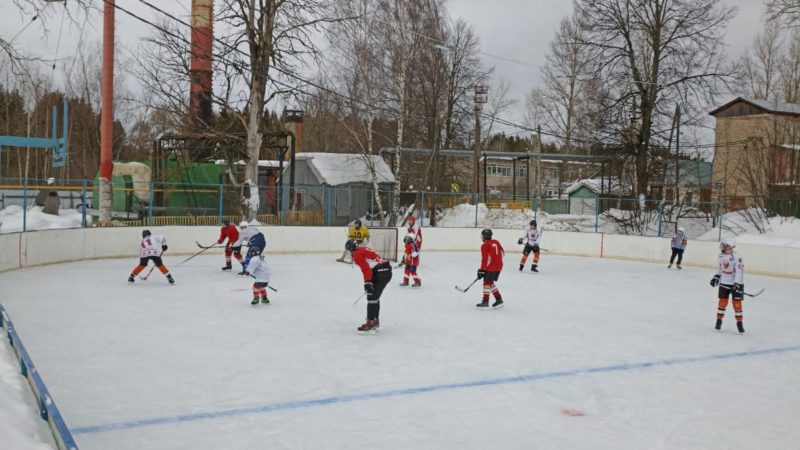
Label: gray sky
xmin=1 ymin=0 xmax=767 ymax=140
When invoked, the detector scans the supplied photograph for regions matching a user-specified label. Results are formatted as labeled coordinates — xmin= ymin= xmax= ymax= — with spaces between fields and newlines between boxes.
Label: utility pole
xmin=674 ymin=105 xmax=681 ymax=208
xmin=99 ymin=0 xmax=115 ymax=224
xmin=536 ymin=125 xmax=542 ymax=218
xmin=473 ymin=85 xmax=488 ymax=197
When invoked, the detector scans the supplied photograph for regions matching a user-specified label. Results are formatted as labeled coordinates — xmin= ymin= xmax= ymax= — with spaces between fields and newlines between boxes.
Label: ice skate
xmin=399 ymin=280 xmax=409 ymax=286
xmin=128 ymin=275 xmax=135 ymax=283
xmin=492 ymin=298 xmax=504 ymax=309
xmin=238 ymin=270 xmax=250 ymax=276
xmin=261 ymin=297 xmax=270 ymax=304
xmin=412 ymin=280 xmax=421 ymax=288
xmin=676 ymin=265 xmax=682 ymax=270
xmin=251 ymin=297 xmax=259 ymax=305
xmin=222 ymin=263 xmax=232 ymax=271
xmin=715 ymin=319 xmax=722 ymax=331
xmin=667 ymin=264 xmax=672 ymax=269
xmin=167 ymin=274 xmax=175 ymax=285
xmin=519 ymin=264 xmax=524 ymax=271
xmin=475 ymin=300 xmax=490 ymax=310
xmin=357 ymin=319 xmax=380 ymax=334
xmin=531 ymin=264 xmax=538 ymax=272
xmin=737 ymin=321 xmax=745 ymax=334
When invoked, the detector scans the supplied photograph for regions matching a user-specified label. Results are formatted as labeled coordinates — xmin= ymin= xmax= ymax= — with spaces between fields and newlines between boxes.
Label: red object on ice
xmin=561 ymin=408 xmax=586 ymax=417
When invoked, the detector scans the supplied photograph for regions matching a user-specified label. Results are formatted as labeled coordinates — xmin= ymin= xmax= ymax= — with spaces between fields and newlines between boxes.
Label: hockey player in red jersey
xmin=406 ymin=215 xmax=422 ymax=250
xmin=217 ymin=219 xmax=244 ymax=271
xmin=710 ymin=239 xmax=745 ymax=333
xmin=399 ymin=235 xmax=421 ymax=287
xmin=477 ymin=228 xmax=504 ymax=309
xmin=346 ymin=239 xmax=392 ymax=333
xmin=128 ymin=230 xmax=175 ymax=284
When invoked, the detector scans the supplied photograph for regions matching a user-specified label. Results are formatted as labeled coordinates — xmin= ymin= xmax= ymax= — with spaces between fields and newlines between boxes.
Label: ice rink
xmin=1 ymin=251 xmax=799 ymax=450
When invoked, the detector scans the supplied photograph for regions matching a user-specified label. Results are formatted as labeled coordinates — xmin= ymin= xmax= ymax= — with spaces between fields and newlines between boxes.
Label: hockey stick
xmin=455 ymin=277 xmax=480 ymax=293
xmin=247 ymin=274 xmax=279 ymax=292
xmin=195 ymin=241 xmax=226 ymax=249
xmin=744 ymin=288 xmax=765 ymax=298
xmin=176 ymin=246 xmax=213 ymax=267
xmin=352 ymin=291 xmax=367 ymax=305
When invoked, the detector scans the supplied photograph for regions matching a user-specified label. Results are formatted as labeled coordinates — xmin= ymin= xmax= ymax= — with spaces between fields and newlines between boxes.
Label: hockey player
xmin=245 ymin=247 xmax=271 ymax=305
xmin=242 ymin=230 xmax=267 ymax=275
xmin=710 ymin=239 xmax=746 ymax=333
xmin=217 ymin=219 xmax=243 ymax=271
xmin=337 ymin=219 xmax=370 ymax=262
xmin=406 ymin=215 xmax=422 ymax=250
xmin=399 ymin=235 xmax=421 ymax=287
xmin=346 ymin=239 xmax=392 ymax=333
xmin=128 ymin=230 xmax=174 ymax=284
xmin=517 ymin=219 xmax=542 ymax=272
xmin=233 ymin=221 xmax=258 ymax=275
xmin=668 ymin=226 xmax=688 ymax=269
xmin=477 ymin=228 xmax=504 ymax=309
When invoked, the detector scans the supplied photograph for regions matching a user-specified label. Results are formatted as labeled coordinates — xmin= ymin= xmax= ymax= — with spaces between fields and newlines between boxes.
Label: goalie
xmin=337 ymin=219 xmax=370 ymax=263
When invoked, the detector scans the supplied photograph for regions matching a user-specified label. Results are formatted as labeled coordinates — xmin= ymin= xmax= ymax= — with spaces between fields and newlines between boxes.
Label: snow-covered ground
xmin=0 ymin=205 xmax=88 ymax=234
xmin=1 ymin=252 xmax=799 ymax=450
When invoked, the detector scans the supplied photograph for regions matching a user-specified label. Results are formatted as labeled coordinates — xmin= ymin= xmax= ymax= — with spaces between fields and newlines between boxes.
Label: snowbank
xmin=0 ymin=337 xmax=56 ymax=450
xmin=0 ymin=205 xmax=88 ymax=234
xmin=697 ymin=211 xmax=800 ymax=248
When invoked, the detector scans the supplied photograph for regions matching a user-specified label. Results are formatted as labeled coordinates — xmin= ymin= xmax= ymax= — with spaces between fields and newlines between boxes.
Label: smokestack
xmin=284 ymin=110 xmax=304 ymax=157
xmin=190 ymin=0 xmax=213 ymax=125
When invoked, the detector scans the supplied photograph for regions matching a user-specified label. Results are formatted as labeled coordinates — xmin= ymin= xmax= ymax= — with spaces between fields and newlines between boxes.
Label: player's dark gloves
xmin=532 ymin=244 xmax=540 ymax=253
xmin=477 ymin=269 xmax=486 ymax=279
xmin=517 ymin=238 xmax=524 ymax=245
xmin=162 ymin=245 xmax=168 ymax=252
xmin=364 ymin=282 xmax=374 ymax=294
xmin=710 ymin=274 xmax=720 ymax=287
xmin=217 ymin=239 xmax=223 ymax=244
xmin=733 ymin=283 xmax=744 ymax=296
xmin=232 ymin=246 xmax=241 ymax=253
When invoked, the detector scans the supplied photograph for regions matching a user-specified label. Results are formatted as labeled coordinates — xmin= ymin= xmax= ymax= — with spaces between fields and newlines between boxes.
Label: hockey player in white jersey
xmin=245 ymin=247 xmax=271 ymax=305
xmin=709 ymin=239 xmax=745 ymax=333
xmin=128 ymin=230 xmax=175 ymax=284
xmin=517 ymin=219 xmax=543 ymax=272
xmin=233 ymin=221 xmax=258 ymax=274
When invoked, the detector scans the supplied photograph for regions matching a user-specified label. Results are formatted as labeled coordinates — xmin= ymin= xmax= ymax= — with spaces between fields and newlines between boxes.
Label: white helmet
xmin=678 ymin=226 xmax=685 ymax=233
xmin=239 ymin=221 xmax=248 ymax=228
xmin=720 ymin=238 xmax=736 ymax=249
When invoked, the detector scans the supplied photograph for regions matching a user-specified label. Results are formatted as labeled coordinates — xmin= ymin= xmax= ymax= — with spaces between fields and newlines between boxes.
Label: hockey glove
xmin=162 ymin=245 xmax=168 ymax=252
xmin=477 ymin=269 xmax=486 ymax=279
xmin=733 ymin=283 xmax=744 ymax=296
xmin=710 ymin=274 xmax=720 ymax=287
xmin=364 ymin=282 xmax=374 ymax=295
xmin=217 ymin=239 xmax=223 ymax=244
xmin=532 ymin=244 xmax=540 ymax=253
xmin=517 ymin=238 xmax=524 ymax=245
xmin=232 ymin=245 xmax=242 ymax=253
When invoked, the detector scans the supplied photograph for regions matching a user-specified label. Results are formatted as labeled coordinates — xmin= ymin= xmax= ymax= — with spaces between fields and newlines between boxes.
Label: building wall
xmin=483 ymin=159 xmax=596 ymax=198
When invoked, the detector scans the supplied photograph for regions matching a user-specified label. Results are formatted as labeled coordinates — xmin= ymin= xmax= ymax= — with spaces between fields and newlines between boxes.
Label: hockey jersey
xmin=407 ymin=223 xmax=422 ymax=248
xmin=521 ymin=227 xmax=542 ymax=246
xmin=234 ymin=226 xmax=258 ymax=247
xmin=218 ymin=224 xmax=240 ymax=245
xmin=480 ymin=239 xmax=504 ymax=272
xmin=139 ymin=234 xmax=167 ymax=258
xmin=246 ymin=256 xmax=271 ymax=283
xmin=348 ymin=225 xmax=370 ymax=243
xmin=671 ymin=232 xmax=687 ymax=250
xmin=404 ymin=241 xmax=420 ymax=266
xmin=353 ymin=246 xmax=386 ymax=282
xmin=716 ymin=252 xmax=743 ymax=286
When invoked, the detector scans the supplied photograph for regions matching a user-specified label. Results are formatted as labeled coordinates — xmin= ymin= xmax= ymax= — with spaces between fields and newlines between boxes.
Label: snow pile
xmin=437 ymin=203 xmax=486 ymax=227
xmin=697 ymin=210 xmax=800 ymax=247
xmin=0 ymin=205 xmax=89 ymax=234
xmin=0 ymin=337 xmax=56 ymax=449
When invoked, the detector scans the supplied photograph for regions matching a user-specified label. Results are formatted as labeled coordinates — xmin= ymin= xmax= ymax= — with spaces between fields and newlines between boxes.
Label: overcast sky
xmin=1 ymin=0 xmax=768 ymax=144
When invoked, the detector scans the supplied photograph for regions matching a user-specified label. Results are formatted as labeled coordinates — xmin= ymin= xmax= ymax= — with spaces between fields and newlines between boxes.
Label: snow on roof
xmin=214 ymin=160 xmax=284 ymax=168
xmin=710 ymin=97 xmax=800 ymax=116
xmin=778 ymin=144 xmax=800 ymax=151
xmin=565 ymin=177 xmax=627 ymax=196
xmin=295 ymin=153 xmax=395 ymax=186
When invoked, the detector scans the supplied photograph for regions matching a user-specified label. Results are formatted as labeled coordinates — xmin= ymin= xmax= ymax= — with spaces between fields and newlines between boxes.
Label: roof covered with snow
xmin=214 ymin=160 xmax=284 ymax=168
xmin=710 ymin=97 xmax=800 ymax=117
xmin=565 ymin=178 xmax=628 ymax=196
xmin=295 ymin=153 xmax=395 ymax=186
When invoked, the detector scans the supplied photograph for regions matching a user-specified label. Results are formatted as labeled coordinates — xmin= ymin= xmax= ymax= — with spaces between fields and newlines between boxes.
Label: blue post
xmin=81 ymin=180 xmax=87 ymax=228
xmin=280 ymin=184 xmax=287 ymax=225
xmin=217 ymin=184 xmax=223 ymax=224
xmin=148 ymin=182 xmax=155 ymax=225
xmin=594 ymin=197 xmax=599 ymax=233
xmin=420 ymin=191 xmax=425 ymax=225
xmin=656 ymin=200 xmax=664 ymax=237
xmin=22 ymin=177 xmax=28 ymax=232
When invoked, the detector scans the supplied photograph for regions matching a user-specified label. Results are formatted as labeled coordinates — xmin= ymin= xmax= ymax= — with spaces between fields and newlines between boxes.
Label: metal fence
xmin=2 ymin=177 xmax=796 ymax=238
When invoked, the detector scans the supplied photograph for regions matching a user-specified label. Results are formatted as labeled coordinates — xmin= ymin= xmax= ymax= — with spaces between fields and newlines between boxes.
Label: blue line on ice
xmin=72 ymin=344 xmax=800 ymax=435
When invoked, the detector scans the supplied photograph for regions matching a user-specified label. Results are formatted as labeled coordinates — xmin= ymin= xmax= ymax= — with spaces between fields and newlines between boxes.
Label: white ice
xmin=1 ymin=252 xmax=799 ymax=450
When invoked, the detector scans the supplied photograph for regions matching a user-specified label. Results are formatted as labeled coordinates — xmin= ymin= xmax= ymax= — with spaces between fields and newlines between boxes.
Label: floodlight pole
xmin=99 ymin=0 xmax=115 ymax=223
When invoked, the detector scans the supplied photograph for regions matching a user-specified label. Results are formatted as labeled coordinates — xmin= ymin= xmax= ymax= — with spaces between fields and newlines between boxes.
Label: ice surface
xmin=1 ymin=252 xmax=799 ymax=450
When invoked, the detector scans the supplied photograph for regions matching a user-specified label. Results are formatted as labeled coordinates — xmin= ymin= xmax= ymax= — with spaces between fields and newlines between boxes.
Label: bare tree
xmin=768 ymin=0 xmax=800 ymax=27
xmin=739 ymin=18 xmax=783 ymax=100
xmin=575 ymin=0 xmax=736 ymax=197
xmin=780 ymin=28 xmax=800 ymax=103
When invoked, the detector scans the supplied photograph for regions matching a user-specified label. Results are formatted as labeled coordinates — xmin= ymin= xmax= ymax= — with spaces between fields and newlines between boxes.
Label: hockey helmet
xmin=408 ymin=215 xmax=416 ymax=223
xmin=239 ymin=221 xmax=248 ymax=228
xmin=677 ymin=226 xmax=685 ymax=233
xmin=345 ymin=239 xmax=358 ymax=252
xmin=142 ymin=229 xmax=151 ymax=238
xmin=354 ymin=219 xmax=362 ymax=227
xmin=250 ymin=246 xmax=262 ymax=257
xmin=403 ymin=235 xmax=413 ymax=244
xmin=222 ymin=219 xmax=230 ymax=226
xmin=481 ymin=228 xmax=493 ymax=241
xmin=720 ymin=238 xmax=736 ymax=250
xmin=530 ymin=219 xmax=537 ymax=227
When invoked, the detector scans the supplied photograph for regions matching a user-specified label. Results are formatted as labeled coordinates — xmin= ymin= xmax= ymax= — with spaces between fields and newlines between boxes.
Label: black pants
xmin=669 ymin=248 xmax=684 ymax=265
xmin=139 ymin=256 xmax=164 ymax=267
xmin=367 ymin=262 xmax=392 ymax=320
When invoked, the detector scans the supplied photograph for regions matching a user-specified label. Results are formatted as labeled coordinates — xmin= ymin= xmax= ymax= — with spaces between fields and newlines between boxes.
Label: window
xmin=515 ymin=166 xmax=527 ymax=177
xmin=487 ymin=164 xmax=512 ymax=177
